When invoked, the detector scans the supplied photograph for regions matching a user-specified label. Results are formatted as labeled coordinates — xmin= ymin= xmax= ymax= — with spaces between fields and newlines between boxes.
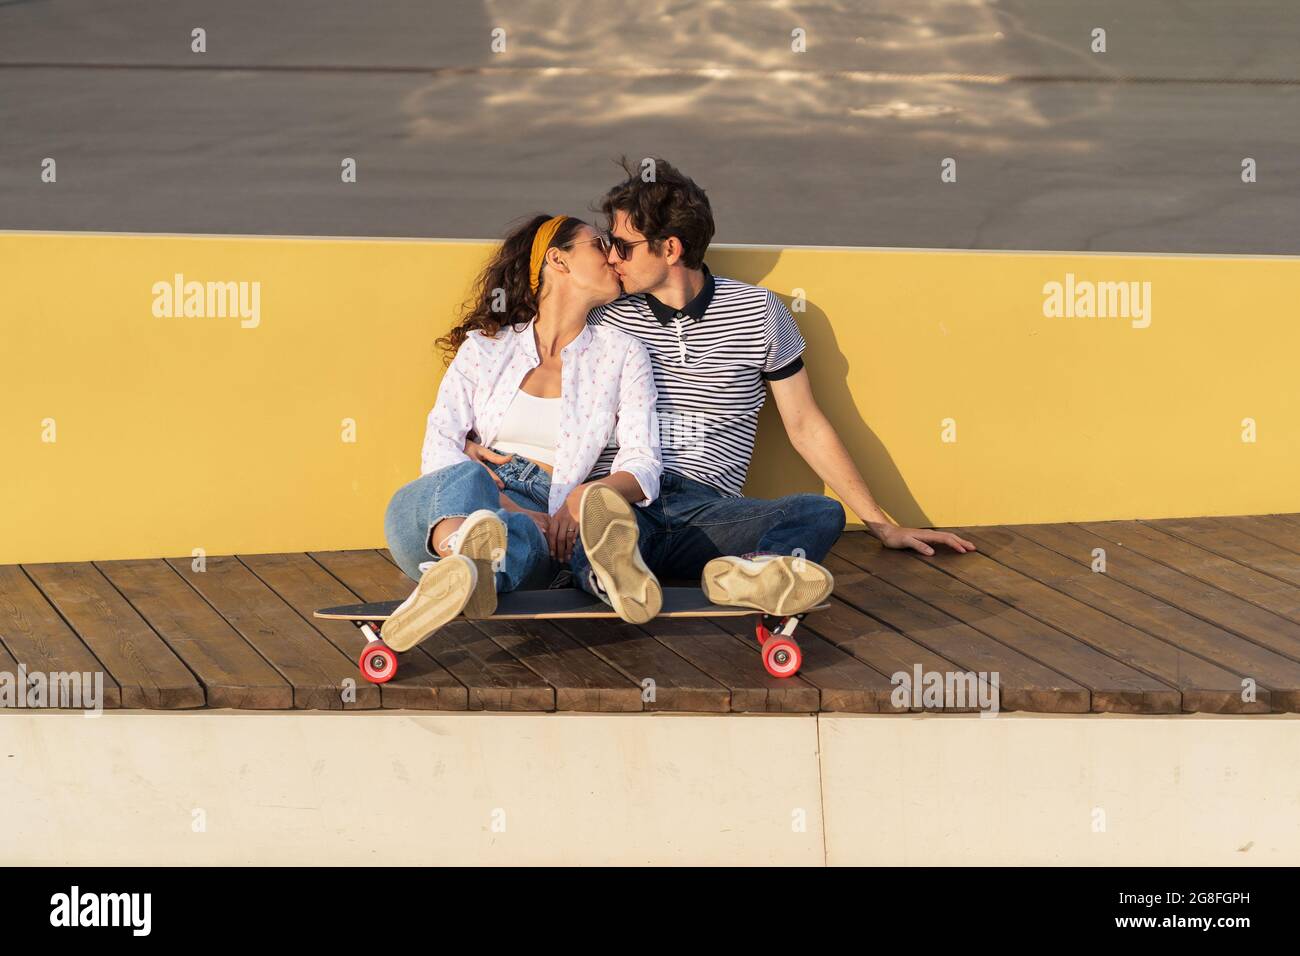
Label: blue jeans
xmin=569 ymin=471 xmax=847 ymax=589
xmin=384 ymin=456 xmax=562 ymax=588
xmin=388 ymin=460 xmax=847 ymax=595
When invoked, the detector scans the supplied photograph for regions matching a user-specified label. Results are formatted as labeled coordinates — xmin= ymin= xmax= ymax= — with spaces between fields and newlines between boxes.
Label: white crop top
xmin=492 ymin=390 xmax=562 ymax=466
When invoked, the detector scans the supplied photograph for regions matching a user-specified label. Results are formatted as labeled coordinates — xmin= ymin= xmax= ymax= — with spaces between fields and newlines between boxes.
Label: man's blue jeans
xmin=568 ymin=470 xmax=847 ymax=590
xmin=385 ymin=457 xmax=562 ymax=588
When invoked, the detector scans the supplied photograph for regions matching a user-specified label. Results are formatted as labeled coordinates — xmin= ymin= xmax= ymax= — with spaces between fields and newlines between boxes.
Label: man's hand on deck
xmin=873 ymin=523 xmax=977 ymax=556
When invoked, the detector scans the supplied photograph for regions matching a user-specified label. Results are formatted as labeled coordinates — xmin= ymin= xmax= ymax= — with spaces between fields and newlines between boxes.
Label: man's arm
xmin=768 ymin=368 xmax=975 ymax=556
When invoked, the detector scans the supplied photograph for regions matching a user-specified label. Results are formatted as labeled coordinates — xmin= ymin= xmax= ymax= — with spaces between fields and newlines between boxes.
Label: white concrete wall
xmin=0 ymin=712 xmax=825 ymax=866
xmin=1 ymin=711 xmax=1297 ymax=865
xmin=821 ymin=714 xmax=1300 ymax=866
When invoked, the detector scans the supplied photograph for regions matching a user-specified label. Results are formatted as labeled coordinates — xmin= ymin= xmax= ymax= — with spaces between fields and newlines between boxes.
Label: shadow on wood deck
xmin=2 ymin=515 xmax=1298 ymax=715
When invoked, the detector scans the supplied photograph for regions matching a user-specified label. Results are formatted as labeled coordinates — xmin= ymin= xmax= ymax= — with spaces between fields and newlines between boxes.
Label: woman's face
xmin=554 ymin=225 xmax=622 ymax=304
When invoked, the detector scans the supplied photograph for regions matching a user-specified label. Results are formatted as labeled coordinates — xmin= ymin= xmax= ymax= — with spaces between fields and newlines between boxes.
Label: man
xmin=472 ymin=157 xmax=974 ymax=616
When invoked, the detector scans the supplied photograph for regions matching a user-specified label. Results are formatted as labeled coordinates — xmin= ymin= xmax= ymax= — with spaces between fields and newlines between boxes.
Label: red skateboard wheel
xmin=754 ymin=621 xmax=772 ymax=645
xmin=360 ymin=642 xmax=398 ymax=683
xmin=762 ymin=637 xmax=801 ymax=679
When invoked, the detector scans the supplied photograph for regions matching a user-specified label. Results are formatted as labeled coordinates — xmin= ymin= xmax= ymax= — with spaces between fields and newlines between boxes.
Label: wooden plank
xmin=635 ymin=615 xmax=821 ymax=713
xmin=97 ymin=559 xmax=291 ymax=709
xmin=240 ymin=552 xmax=466 ymax=710
xmin=707 ymin=613 xmax=904 ymax=713
xmin=800 ymin=590 xmax=976 ymax=712
xmin=1051 ymin=522 xmax=1300 ymax=660
xmin=938 ymin=528 xmax=1270 ymax=714
xmin=310 ymin=550 xmax=551 ymax=711
xmin=167 ymin=556 xmax=380 ymax=710
xmin=550 ymin=616 xmax=730 ymax=712
xmin=423 ymin=619 xmax=554 ymax=711
xmin=25 ymin=562 xmax=204 ymax=709
xmin=1148 ymin=517 xmax=1300 ymax=585
xmin=982 ymin=526 xmax=1300 ymax=711
xmin=832 ymin=535 xmax=1175 ymax=713
xmin=469 ymin=618 xmax=643 ymax=712
xmin=0 ymin=565 xmax=121 ymax=708
xmin=824 ymin=547 xmax=1090 ymax=713
xmin=1098 ymin=519 xmax=1300 ymax=620
xmin=0 ymin=591 xmax=26 ymax=692
xmin=1223 ymin=515 xmax=1300 ymax=555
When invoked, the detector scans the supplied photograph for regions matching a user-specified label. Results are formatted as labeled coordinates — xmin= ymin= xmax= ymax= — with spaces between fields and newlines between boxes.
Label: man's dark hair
xmin=598 ymin=156 xmax=714 ymax=269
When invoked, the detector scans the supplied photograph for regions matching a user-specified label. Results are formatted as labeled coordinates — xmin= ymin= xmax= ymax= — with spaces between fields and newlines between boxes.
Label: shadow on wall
xmin=707 ymin=248 xmax=932 ymax=530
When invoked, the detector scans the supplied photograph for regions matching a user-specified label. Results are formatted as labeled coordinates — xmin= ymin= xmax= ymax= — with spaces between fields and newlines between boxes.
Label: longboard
xmin=315 ymin=587 xmax=827 ymax=683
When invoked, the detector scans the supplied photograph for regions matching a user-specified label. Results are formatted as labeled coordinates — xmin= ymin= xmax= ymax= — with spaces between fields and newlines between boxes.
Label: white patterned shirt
xmin=421 ymin=321 xmax=661 ymax=515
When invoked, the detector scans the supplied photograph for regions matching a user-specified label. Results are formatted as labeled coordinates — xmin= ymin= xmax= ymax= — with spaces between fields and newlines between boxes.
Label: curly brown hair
xmin=436 ymin=213 xmax=588 ymax=363
xmin=597 ymin=156 xmax=714 ymax=270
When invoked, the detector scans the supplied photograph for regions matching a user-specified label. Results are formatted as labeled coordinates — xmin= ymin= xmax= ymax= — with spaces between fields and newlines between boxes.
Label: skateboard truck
xmin=754 ymin=612 xmax=805 ymax=678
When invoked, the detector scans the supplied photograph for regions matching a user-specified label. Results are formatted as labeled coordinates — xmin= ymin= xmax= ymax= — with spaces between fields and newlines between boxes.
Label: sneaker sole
xmin=702 ymin=556 xmax=834 ymax=616
xmin=381 ymin=555 xmax=477 ymax=652
xmin=453 ymin=510 xmax=506 ymax=618
xmin=580 ymin=485 xmax=662 ymax=624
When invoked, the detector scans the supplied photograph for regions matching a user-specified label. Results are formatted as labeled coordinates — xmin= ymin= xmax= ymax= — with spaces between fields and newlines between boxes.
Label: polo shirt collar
xmin=645 ymin=263 xmax=714 ymax=325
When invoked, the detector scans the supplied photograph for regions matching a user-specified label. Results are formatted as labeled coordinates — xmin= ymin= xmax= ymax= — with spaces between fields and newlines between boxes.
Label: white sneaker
xmin=701 ymin=552 xmax=833 ymax=616
xmin=381 ymin=554 xmax=476 ymax=652
xmin=444 ymin=509 xmax=506 ymax=618
xmin=579 ymin=485 xmax=662 ymax=624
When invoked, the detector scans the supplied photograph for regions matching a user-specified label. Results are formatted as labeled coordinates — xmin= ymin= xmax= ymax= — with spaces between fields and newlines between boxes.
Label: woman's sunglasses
xmin=567 ymin=233 xmax=614 ymax=256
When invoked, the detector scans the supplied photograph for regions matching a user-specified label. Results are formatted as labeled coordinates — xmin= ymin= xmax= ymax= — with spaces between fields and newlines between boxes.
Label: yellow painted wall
xmin=2 ymin=231 xmax=1296 ymax=564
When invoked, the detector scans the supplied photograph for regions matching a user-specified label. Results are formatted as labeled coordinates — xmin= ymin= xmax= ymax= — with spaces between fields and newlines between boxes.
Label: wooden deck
xmin=3 ymin=515 xmax=1298 ymax=714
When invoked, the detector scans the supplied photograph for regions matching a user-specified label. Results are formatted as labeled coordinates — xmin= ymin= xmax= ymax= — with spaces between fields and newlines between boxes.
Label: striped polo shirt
xmin=585 ymin=263 xmax=806 ymax=497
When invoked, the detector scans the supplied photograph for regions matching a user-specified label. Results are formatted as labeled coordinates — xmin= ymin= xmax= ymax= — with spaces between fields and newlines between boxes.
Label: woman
xmin=382 ymin=214 xmax=664 ymax=652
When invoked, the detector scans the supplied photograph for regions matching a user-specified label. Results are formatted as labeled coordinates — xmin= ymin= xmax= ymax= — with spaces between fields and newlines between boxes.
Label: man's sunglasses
xmin=570 ymin=233 xmax=651 ymax=261
xmin=607 ymin=235 xmax=652 ymax=261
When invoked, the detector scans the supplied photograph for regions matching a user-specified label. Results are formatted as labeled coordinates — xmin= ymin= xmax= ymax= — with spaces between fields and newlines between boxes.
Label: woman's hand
xmin=499 ymin=496 xmax=552 ymax=536
xmin=465 ymin=438 xmax=512 ymax=489
xmin=548 ymin=485 xmax=586 ymax=563
xmin=498 ymin=493 xmax=554 ymax=545
xmin=522 ymin=510 xmax=551 ymax=540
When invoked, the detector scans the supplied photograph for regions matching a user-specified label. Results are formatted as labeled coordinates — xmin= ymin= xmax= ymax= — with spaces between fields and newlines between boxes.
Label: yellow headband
xmin=528 ymin=215 xmax=568 ymax=295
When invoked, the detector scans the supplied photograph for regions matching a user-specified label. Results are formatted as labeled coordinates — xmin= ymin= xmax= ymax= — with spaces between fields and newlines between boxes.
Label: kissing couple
xmin=381 ymin=157 xmax=975 ymax=650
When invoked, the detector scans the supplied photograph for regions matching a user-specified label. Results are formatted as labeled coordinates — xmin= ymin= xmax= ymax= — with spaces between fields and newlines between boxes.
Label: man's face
xmin=607 ymin=209 xmax=670 ymax=296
